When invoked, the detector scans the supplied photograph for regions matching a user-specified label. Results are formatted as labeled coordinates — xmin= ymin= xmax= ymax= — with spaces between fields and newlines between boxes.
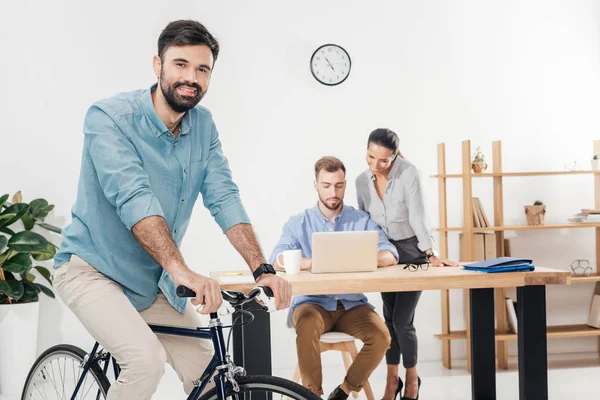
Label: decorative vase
xmin=472 ymin=160 xmax=487 ymax=173
xmin=592 ymin=160 xmax=599 ymax=171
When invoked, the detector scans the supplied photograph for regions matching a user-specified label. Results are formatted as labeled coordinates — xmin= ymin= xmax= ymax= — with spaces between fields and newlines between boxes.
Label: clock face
xmin=310 ymin=44 xmax=351 ymax=86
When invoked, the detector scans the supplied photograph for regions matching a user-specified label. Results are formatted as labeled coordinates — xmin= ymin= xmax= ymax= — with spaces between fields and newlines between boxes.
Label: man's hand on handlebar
xmin=254 ymin=273 xmax=292 ymax=310
xmin=173 ymin=269 xmax=223 ymax=314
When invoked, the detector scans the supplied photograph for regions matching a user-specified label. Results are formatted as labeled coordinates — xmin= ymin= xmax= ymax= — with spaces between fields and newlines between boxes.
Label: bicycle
xmin=21 ymin=285 xmax=319 ymax=400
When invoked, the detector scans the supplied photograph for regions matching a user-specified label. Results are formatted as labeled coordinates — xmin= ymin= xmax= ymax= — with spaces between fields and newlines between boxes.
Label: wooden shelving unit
xmin=433 ymin=139 xmax=600 ymax=371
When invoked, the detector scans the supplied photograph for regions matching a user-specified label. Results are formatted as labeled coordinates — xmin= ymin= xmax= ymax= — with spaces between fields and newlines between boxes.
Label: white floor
xmin=4 ymin=353 xmax=600 ymax=399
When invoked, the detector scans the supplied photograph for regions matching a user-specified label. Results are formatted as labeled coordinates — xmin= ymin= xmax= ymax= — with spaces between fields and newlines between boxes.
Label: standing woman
xmin=356 ymin=128 xmax=457 ymax=400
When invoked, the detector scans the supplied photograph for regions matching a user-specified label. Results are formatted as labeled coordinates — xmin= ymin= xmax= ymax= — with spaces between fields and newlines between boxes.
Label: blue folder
xmin=463 ymin=257 xmax=535 ymax=273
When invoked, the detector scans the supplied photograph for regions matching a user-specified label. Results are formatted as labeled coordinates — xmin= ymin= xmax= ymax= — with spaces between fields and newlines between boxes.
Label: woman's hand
xmin=429 ymin=256 xmax=459 ymax=267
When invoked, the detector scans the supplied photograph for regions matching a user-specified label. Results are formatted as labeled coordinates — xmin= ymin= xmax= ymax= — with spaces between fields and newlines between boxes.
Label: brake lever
xmin=193 ymin=301 xmax=236 ymax=317
xmin=256 ymin=287 xmax=277 ymax=313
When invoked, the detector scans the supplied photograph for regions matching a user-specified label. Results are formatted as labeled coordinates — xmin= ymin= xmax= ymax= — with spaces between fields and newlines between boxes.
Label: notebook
xmin=463 ymin=257 xmax=535 ymax=273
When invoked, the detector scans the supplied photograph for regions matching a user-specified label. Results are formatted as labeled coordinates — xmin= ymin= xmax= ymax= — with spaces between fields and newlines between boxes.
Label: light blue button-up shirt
xmin=269 ymin=203 xmax=399 ymax=313
xmin=54 ymin=84 xmax=250 ymax=313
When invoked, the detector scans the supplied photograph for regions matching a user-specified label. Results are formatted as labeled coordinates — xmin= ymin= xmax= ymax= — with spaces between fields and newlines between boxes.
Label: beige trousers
xmin=53 ymin=255 xmax=214 ymax=400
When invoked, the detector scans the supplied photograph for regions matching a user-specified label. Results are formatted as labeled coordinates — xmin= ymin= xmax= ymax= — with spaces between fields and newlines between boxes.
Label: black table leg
xmin=232 ymin=300 xmax=272 ymax=400
xmin=470 ymin=288 xmax=496 ymax=400
xmin=517 ymin=285 xmax=548 ymax=400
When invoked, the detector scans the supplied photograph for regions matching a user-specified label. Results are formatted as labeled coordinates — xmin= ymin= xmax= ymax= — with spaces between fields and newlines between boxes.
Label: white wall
xmin=1 ymin=0 xmax=600 ymax=372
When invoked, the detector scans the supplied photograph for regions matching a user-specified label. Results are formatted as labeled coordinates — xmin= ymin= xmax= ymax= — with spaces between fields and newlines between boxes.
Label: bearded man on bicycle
xmin=52 ymin=19 xmax=291 ymax=400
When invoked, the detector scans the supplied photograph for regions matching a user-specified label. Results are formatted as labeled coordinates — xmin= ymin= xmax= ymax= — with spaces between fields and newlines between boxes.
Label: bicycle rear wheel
xmin=21 ymin=344 xmax=110 ymax=400
xmin=198 ymin=375 xmax=320 ymax=400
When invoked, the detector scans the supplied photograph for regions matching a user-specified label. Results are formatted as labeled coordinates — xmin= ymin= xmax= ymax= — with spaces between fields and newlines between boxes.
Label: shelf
xmin=431 ymin=170 xmax=599 ymax=178
xmin=434 ymin=324 xmax=600 ymax=341
xmin=433 ymin=223 xmax=600 ymax=232
xmin=571 ymin=273 xmax=600 ymax=283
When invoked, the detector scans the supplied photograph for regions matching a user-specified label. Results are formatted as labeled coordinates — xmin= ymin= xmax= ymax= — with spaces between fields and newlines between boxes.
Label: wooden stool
xmin=292 ymin=332 xmax=375 ymax=400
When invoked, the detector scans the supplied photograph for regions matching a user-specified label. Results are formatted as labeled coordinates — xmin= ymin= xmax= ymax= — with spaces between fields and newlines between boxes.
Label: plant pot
xmin=472 ymin=160 xmax=487 ymax=173
xmin=592 ymin=160 xmax=599 ymax=171
xmin=0 ymin=301 xmax=40 ymax=395
xmin=525 ymin=205 xmax=546 ymax=226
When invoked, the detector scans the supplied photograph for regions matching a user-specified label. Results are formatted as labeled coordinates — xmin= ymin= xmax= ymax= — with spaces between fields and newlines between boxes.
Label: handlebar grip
xmin=176 ymin=285 xmax=196 ymax=298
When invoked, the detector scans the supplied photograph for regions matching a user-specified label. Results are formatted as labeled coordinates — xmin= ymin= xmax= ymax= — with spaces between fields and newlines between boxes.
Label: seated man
xmin=269 ymin=156 xmax=399 ymax=400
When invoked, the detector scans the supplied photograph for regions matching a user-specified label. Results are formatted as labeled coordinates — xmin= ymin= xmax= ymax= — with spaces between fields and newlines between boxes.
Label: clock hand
xmin=325 ymin=57 xmax=335 ymax=71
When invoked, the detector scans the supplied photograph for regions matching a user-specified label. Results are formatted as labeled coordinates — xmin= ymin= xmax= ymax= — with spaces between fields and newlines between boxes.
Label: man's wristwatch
xmin=253 ymin=263 xmax=277 ymax=281
xmin=425 ymin=250 xmax=439 ymax=261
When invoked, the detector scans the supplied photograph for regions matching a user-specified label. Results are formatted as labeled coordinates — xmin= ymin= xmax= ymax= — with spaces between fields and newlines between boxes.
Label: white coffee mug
xmin=276 ymin=249 xmax=302 ymax=274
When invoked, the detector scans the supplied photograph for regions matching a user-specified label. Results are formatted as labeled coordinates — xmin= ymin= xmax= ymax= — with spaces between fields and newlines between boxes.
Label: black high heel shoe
xmin=381 ymin=377 xmax=403 ymax=400
xmin=400 ymin=376 xmax=421 ymax=400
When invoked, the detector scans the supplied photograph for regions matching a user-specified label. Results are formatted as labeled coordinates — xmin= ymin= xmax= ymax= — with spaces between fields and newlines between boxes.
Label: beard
xmin=159 ymin=71 xmax=204 ymax=113
xmin=319 ymin=194 xmax=343 ymax=211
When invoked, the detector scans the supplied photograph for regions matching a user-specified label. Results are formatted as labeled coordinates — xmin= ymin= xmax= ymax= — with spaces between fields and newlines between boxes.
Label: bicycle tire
xmin=21 ymin=344 xmax=110 ymax=400
xmin=198 ymin=374 xmax=320 ymax=400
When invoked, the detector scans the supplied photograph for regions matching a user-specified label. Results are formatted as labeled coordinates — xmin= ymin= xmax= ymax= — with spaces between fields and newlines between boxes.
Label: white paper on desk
xmin=218 ymin=275 xmax=255 ymax=284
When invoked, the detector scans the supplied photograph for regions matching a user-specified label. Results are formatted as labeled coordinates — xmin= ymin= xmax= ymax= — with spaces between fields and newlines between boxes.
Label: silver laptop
xmin=311 ymin=231 xmax=379 ymax=273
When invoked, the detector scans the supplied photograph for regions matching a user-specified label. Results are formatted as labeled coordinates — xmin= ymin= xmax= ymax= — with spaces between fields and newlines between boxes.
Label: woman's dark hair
xmin=158 ymin=20 xmax=220 ymax=62
xmin=367 ymin=128 xmax=403 ymax=157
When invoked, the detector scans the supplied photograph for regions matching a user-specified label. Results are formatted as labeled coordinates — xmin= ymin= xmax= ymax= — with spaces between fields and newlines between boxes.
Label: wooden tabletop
xmin=210 ymin=265 xmax=571 ymax=296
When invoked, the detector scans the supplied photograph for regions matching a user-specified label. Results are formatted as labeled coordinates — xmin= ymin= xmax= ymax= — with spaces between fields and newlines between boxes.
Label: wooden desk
xmin=211 ymin=265 xmax=570 ymax=400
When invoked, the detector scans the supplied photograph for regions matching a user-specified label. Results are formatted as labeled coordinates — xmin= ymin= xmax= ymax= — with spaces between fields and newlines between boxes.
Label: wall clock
xmin=310 ymin=44 xmax=351 ymax=86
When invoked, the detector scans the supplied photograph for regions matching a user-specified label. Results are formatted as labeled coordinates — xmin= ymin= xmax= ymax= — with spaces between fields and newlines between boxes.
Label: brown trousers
xmin=292 ymin=302 xmax=390 ymax=395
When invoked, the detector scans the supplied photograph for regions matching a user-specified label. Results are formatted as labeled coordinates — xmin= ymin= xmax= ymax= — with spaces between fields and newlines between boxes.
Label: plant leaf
xmin=0 ymin=250 xmax=9 ymax=265
xmin=3 ymin=270 xmax=15 ymax=280
xmin=24 ymin=272 xmax=36 ymax=281
xmin=1 ymin=203 xmax=29 ymax=227
xmin=34 ymin=205 xmax=55 ymax=220
xmin=0 ymin=235 xmax=6 ymax=252
xmin=37 ymin=223 xmax=62 ymax=234
xmin=32 ymin=242 xmax=56 ymax=261
xmin=0 ymin=194 xmax=8 ymax=208
xmin=11 ymin=191 xmax=23 ymax=204
xmin=3 ymin=253 xmax=33 ymax=274
xmin=0 ymin=213 xmax=16 ymax=228
xmin=35 ymin=283 xmax=55 ymax=299
xmin=34 ymin=266 xmax=53 ymax=285
xmin=28 ymin=199 xmax=48 ymax=214
xmin=0 ymin=227 xmax=15 ymax=235
xmin=21 ymin=213 xmax=35 ymax=230
xmin=21 ymin=281 xmax=39 ymax=302
xmin=0 ymin=279 xmax=24 ymax=301
xmin=7 ymin=231 xmax=49 ymax=253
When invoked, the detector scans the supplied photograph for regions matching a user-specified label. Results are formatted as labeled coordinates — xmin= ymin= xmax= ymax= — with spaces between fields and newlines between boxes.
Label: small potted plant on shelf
xmin=592 ymin=154 xmax=599 ymax=171
xmin=0 ymin=191 xmax=62 ymax=396
xmin=472 ymin=146 xmax=487 ymax=173
xmin=524 ymin=200 xmax=546 ymax=226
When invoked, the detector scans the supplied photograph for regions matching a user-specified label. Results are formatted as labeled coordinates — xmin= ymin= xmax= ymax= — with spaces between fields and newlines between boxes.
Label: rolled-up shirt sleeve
xmin=85 ymin=105 xmax=164 ymax=230
xmin=200 ymin=123 xmax=251 ymax=233
xmin=268 ymin=219 xmax=301 ymax=265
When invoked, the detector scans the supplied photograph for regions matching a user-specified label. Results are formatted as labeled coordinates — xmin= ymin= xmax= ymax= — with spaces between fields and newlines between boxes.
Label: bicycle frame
xmin=71 ymin=312 xmax=230 ymax=400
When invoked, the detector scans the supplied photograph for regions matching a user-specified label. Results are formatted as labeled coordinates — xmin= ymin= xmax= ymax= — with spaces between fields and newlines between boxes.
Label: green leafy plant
xmin=472 ymin=146 xmax=485 ymax=162
xmin=0 ymin=191 xmax=62 ymax=304
xmin=593 ymin=154 xmax=598 ymax=160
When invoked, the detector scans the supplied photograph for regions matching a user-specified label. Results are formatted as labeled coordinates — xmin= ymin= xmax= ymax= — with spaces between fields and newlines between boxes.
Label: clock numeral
xmin=328 ymin=48 xmax=332 ymax=52
xmin=316 ymin=71 xmax=320 ymax=74
xmin=316 ymin=56 xmax=320 ymax=60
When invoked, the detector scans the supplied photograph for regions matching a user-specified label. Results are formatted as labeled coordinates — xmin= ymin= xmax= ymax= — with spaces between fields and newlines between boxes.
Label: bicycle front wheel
xmin=21 ymin=344 xmax=110 ymax=400
xmin=199 ymin=375 xmax=320 ymax=400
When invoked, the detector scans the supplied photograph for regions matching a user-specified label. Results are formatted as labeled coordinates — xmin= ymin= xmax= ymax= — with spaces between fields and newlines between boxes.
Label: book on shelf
xmin=506 ymin=297 xmax=518 ymax=333
xmin=471 ymin=197 xmax=490 ymax=228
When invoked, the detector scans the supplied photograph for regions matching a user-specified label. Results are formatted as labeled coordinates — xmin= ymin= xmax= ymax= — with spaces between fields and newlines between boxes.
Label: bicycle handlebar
xmin=176 ymin=285 xmax=275 ymax=309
